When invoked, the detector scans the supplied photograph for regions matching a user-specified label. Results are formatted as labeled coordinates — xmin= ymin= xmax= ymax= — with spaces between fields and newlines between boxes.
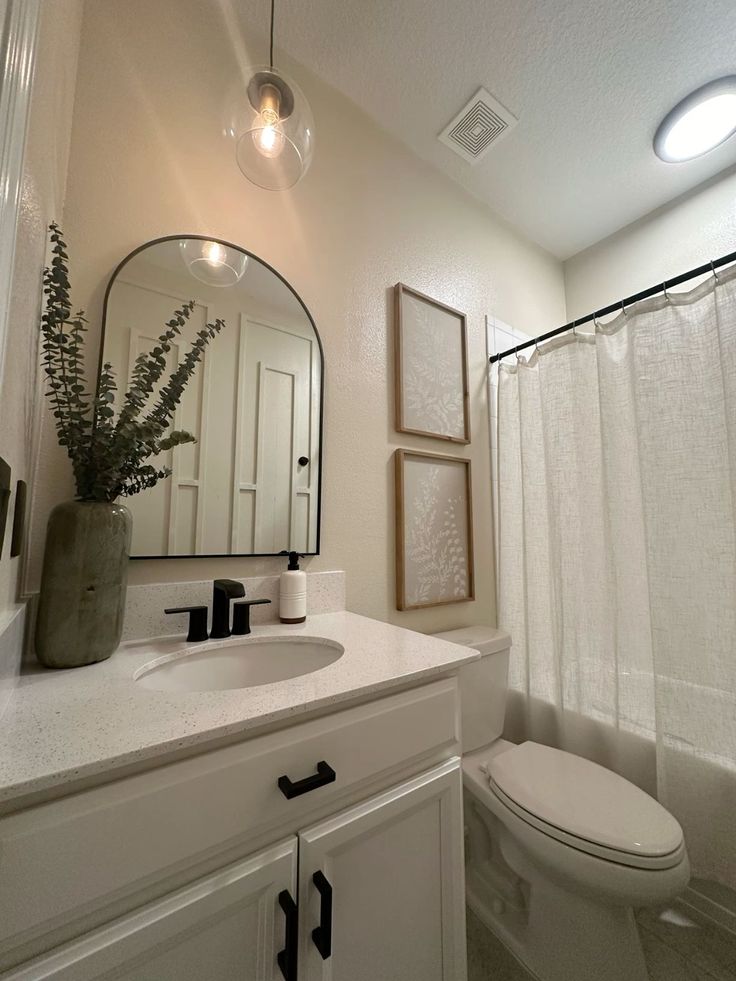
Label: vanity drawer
xmin=0 ymin=677 xmax=458 ymax=949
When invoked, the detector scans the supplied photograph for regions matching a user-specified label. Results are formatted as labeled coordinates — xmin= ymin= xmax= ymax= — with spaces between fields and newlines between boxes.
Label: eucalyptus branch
xmin=113 ymin=302 xmax=195 ymax=438
xmin=143 ymin=320 xmax=225 ymax=433
xmin=40 ymin=224 xmax=226 ymax=502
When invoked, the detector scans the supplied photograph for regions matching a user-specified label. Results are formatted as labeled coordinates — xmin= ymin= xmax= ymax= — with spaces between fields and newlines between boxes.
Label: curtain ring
xmin=571 ymin=320 xmax=577 ymax=336
xmin=593 ymin=311 xmax=601 ymax=329
xmin=620 ymin=299 xmax=628 ymax=317
xmin=514 ymin=346 xmax=520 ymax=362
xmin=663 ymin=282 xmax=670 ymax=302
xmin=711 ymin=259 xmax=720 ymax=282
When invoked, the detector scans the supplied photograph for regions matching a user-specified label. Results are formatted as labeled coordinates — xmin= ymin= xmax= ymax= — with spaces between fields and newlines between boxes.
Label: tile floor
xmin=467 ymin=908 xmax=536 ymax=981
xmin=638 ymin=904 xmax=736 ymax=980
xmin=467 ymin=904 xmax=736 ymax=981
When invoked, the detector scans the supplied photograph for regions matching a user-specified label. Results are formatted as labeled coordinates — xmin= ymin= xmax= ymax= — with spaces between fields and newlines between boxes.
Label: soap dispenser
xmin=279 ymin=551 xmax=306 ymax=623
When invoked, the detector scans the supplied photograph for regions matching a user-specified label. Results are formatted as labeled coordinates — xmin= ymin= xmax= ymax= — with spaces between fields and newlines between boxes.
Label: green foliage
xmin=41 ymin=223 xmax=226 ymax=502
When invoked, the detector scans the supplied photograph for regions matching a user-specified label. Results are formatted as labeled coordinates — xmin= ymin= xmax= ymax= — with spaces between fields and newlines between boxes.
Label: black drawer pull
xmin=278 ymin=761 xmax=336 ymax=799
xmin=277 ymin=890 xmax=298 ymax=981
xmin=312 ymin=871 xmax=332 ymax=960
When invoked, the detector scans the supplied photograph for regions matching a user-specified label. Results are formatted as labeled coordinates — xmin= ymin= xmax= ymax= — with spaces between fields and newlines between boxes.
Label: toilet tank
xmin=431 ymin=626 xmax=511 ymax=753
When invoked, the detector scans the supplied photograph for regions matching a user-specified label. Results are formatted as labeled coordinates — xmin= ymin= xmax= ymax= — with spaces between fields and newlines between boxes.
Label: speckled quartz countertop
xmin=0 ymin=611 xmax=478 ymax=809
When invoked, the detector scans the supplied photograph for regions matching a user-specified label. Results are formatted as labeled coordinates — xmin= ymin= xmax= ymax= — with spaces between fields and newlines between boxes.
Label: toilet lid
xmin=488 ymin=742 xmax=683 ymax=862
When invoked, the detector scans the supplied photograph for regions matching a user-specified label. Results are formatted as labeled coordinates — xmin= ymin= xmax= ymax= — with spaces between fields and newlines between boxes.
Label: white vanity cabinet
xmin=0 ymin=679 xmax=467 ymax=981
xmin=298 ymin=760 xmax=466 ymax=981
xmin=5 ymin=839 xmax=299 ymax=981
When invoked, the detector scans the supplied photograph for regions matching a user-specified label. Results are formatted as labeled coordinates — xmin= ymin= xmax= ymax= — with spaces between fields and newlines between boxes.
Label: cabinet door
xmin=6 ymin=838 xmax=298 ymax=981
xmin=297 ymin=758 xmax=466 ymax=981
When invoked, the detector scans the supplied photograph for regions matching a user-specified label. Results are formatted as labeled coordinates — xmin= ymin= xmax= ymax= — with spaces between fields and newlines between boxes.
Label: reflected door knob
xmin=298 ymin=456 xmax=309 ymax=467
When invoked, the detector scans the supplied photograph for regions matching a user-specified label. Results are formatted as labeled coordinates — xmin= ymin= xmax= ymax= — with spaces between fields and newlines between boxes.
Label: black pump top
xmin=287 ymin=551 xmax=300 ymax=571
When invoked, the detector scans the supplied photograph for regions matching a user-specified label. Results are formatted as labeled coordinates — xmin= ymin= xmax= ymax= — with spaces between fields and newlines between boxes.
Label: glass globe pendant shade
xmin=179 ymin=239 xmax=249 ymax=287
xmin=236 ymin=66 xmax=314 ymax=190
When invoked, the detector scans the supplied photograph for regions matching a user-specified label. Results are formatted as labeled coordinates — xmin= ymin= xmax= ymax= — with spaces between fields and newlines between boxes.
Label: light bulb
xmin=252 ymin=83 xmax=285 ymax=159
xmin=254 ymin=121 xmax=285 ymax=158
xmin=203 ymin=241 xmax=227 ymax=267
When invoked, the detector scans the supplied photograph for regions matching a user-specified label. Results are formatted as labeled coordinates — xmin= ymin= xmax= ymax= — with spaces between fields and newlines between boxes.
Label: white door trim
xmin=0 ymin=0 xmax=40 ymax=390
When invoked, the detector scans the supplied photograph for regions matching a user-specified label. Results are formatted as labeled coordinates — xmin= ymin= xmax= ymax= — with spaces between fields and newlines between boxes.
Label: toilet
xmin=433 ymin=626 xmax=690 ymax=981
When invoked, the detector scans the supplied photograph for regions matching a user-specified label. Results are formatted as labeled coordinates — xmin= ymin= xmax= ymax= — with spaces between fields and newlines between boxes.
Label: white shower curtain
xmin=497 ymin=266 xmax=736 ymax=892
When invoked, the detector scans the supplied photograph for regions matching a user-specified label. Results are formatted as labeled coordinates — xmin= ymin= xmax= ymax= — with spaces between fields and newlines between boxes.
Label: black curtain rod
xmin=489 ymin=247 xmax=736 ymax=365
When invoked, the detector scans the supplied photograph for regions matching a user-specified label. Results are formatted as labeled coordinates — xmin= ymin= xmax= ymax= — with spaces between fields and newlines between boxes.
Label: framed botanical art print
xmin=395 ymin=449 xmax=475 ymax=610
xmin=394 ymin=283 xmax=470 ymax=443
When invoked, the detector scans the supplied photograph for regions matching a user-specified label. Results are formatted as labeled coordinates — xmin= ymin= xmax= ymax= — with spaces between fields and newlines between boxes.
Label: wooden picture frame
xmin=394 ymin=283 xmax=470 ymax=444
xmin=395 ymin=449 xmax=475 ymax=611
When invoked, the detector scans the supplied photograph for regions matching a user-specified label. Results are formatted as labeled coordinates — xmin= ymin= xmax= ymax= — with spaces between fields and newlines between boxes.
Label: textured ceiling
xmin=242 ymin=0 xmax=736 ymax=258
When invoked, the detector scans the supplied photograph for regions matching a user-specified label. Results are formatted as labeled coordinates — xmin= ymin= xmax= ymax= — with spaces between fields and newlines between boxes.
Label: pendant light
xmin=236 ymin=0 xmax=314 ymax=190
xmin=179 ymin=239 xmax=248 ymax=287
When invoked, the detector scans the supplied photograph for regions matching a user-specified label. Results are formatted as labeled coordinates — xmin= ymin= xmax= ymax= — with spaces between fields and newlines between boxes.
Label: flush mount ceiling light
xmin=235 ymin=0 xmax=314 ymax=190
xmin=654 ymin=76 xmax=736 ymax=162
xmin=179 ymin=239 xmax=248 ymax=287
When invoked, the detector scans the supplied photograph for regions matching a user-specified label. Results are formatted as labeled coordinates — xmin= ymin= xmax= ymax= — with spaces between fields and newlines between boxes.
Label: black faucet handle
xmin=213 ymin=578 xmax=246 ymax=598
xmin=165 ymin=606 xmax=209 ymax=643
xmin=232 ymin=599 xmax=272 ymax=636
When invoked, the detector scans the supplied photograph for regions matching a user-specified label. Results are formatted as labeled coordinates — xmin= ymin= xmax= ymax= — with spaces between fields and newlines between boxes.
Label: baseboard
xmin=679 ymin=882 xmax=736 ymax=939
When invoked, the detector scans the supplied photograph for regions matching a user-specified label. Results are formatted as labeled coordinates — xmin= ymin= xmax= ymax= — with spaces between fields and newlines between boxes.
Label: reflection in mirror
xmin=100 ymin=236 xmax=322 ymax=558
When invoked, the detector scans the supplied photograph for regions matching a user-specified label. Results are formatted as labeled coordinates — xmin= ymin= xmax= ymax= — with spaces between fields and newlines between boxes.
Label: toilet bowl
xmin=433 ymin=627 xmax=690 ymax=981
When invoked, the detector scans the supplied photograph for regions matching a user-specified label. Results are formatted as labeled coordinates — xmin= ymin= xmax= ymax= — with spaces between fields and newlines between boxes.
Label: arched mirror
xmin=99 ymin=235 xmax=323 ymax=558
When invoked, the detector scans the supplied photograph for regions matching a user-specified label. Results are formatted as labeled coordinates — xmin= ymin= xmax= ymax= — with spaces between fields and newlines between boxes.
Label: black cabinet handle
xmin=277 ymin=890 xmax=298 ymax=981
xmin=311 ymin=871 xmax=332 ymax=960
xmin=278 ymin=761 xmax=336 ymax=800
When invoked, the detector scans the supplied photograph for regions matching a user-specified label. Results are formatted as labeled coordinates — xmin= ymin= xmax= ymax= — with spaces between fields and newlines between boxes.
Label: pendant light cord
xmin=269 ymin=0 xmax=275 ymax=67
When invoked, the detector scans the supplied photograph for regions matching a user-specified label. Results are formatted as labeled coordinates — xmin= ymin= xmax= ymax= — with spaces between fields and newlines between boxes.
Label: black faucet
xmin=211 ymin=579 xmax=246 ymax=638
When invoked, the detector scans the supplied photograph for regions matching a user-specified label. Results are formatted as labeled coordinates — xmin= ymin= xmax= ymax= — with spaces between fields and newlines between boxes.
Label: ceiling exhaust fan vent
xmin=438 ymin=88 xmax=517 ymax=164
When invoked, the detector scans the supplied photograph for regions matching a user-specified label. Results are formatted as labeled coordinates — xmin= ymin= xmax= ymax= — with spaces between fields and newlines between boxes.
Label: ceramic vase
xmin=35 ymin=501 xmax=132 ymax=668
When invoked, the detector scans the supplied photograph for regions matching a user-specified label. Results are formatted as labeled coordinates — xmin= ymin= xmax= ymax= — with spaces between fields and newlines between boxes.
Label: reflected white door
xmin=111 ymin=280 xmax=212 ymax=556
xmin=234 ymin=319 xmax=317 ymax=554
xmin=106 ymin=273 xmax=319 ymax=556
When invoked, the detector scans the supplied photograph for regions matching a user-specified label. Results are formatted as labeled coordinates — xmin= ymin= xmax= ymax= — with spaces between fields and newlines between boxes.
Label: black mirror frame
xmin=97 ymin=233 xmax=324 ymax=560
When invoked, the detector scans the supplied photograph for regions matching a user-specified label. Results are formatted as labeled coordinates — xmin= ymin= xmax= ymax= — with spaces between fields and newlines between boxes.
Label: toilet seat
xmin=487 ymin=742 xmax=685 ymax=871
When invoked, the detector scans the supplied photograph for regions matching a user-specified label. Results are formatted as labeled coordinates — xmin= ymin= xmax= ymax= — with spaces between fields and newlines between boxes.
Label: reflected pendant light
xmin=179 ymin=239 xmax=249 ymax=287
xmin=236 ymin=0 xmax=315 ymax=190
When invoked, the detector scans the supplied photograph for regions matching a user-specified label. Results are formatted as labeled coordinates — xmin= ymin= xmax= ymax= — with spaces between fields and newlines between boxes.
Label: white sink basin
xmin=134 ymin=637 xmax=344 ymax=693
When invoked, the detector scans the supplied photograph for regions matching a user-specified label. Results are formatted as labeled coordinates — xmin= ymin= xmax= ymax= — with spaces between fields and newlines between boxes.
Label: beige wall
xmin=0 ymin=1 xmax=83 ymax=621
xmin=30 ymin=0 xmax=566 ymax=633
xmin=565 ymin=167 xmax=736 ymax=320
